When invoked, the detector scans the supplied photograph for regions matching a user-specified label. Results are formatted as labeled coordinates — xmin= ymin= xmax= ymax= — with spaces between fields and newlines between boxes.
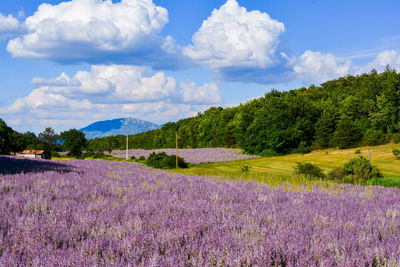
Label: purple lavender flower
xmin=1 ymin=155 xmax=400 ymax=265
xmin=112 ymin=148 xmax=259 ymax=163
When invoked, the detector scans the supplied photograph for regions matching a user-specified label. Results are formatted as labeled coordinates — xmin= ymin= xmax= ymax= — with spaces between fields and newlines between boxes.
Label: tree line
xmin=0 ymin=122 xmax=87 ymax=158
xmin=2 ymin=68 xmax=400 ymax=157
xmin=115 ymin=68 xmax=400 ymax=155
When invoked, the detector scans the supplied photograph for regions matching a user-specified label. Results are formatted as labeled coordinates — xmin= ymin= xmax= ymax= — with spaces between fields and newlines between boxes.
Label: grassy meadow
xmin=171 ymin=144 xmax=400 ymax=188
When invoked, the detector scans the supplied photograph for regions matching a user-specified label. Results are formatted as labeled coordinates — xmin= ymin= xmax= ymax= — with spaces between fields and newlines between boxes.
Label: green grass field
xmin=171 ymin=144 xmax=400 ymax=188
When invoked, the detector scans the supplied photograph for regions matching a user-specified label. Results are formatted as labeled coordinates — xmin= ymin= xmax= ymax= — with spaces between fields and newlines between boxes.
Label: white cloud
xmin=31 ymin=72 xmax=80 ymax=87
xmin=0 ymin=13 xmax=21 ymax=37
xmin=361 ymin=50 xmax=400 ymax=73
xmin=0 ymin=64 xmax=222 ymax=132
xmin=6 ymin=0 xmax=182 ymax=67
xmin=179 ymin=81 xmax=221 ymax=104
xmin=183 ymin=0 xmax=285 ymax=69
xmin=290 ymin=50 xmax=353 ymax=84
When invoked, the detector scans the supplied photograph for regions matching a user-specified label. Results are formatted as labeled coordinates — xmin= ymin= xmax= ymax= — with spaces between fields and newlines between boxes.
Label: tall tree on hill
xmin=314 ymin=111 xmax=335 ymax=148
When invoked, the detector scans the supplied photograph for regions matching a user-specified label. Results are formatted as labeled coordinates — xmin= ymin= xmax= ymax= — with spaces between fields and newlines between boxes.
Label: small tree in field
xmin=60 ymin=129 xmax=87 ymax=157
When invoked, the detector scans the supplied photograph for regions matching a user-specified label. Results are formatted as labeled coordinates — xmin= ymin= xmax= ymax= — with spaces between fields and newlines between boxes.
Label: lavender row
xmin=1 ymin=156 xmax=400 ymax=265
xmin=112 ymin=148 xmax=259 ymax=163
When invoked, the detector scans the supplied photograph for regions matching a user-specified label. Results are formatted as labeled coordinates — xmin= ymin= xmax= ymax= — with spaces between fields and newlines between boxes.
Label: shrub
xmin=343 ymin=156 xmax=382 ymax=183
xmin=146 ymin=152 xmax=188 ymax=169
xmin=392 ymin=148 xmax=400 ymax=160
xmin=327 ymin=167 xmax=347 ymax=181
xmin=241 ymin=165 xmax=251 ymax=173
xmin=138 ymin=156 xmax=146 ymax=161
xmin=130 ymin=155 xmax=136 ymax=160
xmin=354 ymin=149 xmax=361 ymax=154
xmin=294 ymin=162 xmax=325 ymax=178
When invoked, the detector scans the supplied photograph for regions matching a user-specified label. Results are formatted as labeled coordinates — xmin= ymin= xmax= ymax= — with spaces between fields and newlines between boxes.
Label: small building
xmin=16 ymin=150 xmax=45 ymax=159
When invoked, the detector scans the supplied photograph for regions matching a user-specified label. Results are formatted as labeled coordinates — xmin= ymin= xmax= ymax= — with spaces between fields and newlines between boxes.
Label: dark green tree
xmin=0 ymin=119 xmax=12 ymax=154
xmin=10 ymin=131 xmax=26 ymax=154
xmin=315 ymin=111 xmax=335 ymax=148
xmin=60 ymin=129 xmax=87 ymax=157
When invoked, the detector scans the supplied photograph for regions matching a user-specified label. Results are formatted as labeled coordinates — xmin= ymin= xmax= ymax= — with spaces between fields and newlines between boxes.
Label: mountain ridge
xmin=80 ymin=118 xmax=160 ymax=139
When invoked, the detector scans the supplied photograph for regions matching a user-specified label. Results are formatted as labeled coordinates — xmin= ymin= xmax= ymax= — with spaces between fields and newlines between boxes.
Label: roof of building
xmin=18 ymin=150 xmax=45 ymax=155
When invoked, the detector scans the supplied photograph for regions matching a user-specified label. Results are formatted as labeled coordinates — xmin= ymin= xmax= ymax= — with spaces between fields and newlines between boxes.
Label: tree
xmin=10 ymin=131 xmax=26 ymax=154
xmin=60 ymin=129 xmax=87 ymax=157
xmin=0 ymin=119 xmax=12 ymax=154
xmin=38 ymin=127 xmax=59 ymax=151
xmin=315 ymin=111 xmax=335 ymax=148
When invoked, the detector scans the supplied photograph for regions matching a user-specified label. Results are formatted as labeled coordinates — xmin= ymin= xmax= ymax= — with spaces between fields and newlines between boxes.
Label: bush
xmin=130 ymin=155 xmax=136 ymax=160
xmin=241 ymin=165 xmax=251 ymax=173
xmin=327 ymin=167 xmax=347 ymax=181
xmin=343 ymin=156 xmax=382 ymax=183
xmin=294 ymin=162 xmax=325 ymax=178
xmin=146 ymin=152 xmax=188 ymax=169
xmin=392 ymin=148 xmax=400 ymax=160
xmin=354 ymin=149 xmax=361 ymax=154
xmin=138 ymin=156 xmax=146 ymax=161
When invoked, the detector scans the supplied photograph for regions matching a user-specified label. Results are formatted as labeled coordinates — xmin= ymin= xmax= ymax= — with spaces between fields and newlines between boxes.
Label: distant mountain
xmin=80 ymin=118 xmax=160 ymax=139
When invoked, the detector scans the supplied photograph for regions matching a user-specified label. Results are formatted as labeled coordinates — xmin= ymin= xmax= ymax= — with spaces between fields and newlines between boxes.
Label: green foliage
xmin=367 ymin=177 xmax=400 ymax=189
xmin=327 ymin=167 xmax=347 ymax=181
xmin=354 ymin=149 xmax=361 ymax=154
xmin=392 ymin=148 xmax=400 ymax=160
xmin=138 ymin=156 xmax=146 ymax=161
xmin=85 ymin=69 xmax=400 ymax=155
xmin=294 ymin=162 xmax=325 ymax=178
xmin=146 ymin=152 xmax=188 ymax=169
xmin=343 ymin=156 xmax=382 ymax=183
xmin=130 ymin=155 xmax=136 ymax=160
xmin=0 ymin=119 xmax=12 ymax=154
xmin=241 ymin=165 xmax=251 ymax=173
xmin=390 ymin=133 xmax=400 ymax=144
xmin=60 ymin=129 xmax=87 ymax=157
xmin=362 ymin=129 xmax=386 ymax=146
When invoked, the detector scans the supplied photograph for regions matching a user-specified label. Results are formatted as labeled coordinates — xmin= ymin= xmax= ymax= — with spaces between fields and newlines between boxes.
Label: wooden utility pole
xmin=176 ymin=133 xmax=178 ymax=168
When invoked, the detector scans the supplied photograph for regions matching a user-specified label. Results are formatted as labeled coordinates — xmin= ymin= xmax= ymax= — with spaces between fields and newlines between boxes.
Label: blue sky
xmin=0 ymin=0 xmax=399 ymax=133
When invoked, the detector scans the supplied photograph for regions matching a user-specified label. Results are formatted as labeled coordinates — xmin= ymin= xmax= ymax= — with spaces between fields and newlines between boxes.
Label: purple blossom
xmin=113 ymin=148 xmax=259 ymax=163
xmin=1 ymin=156 xmax=400 ymax=265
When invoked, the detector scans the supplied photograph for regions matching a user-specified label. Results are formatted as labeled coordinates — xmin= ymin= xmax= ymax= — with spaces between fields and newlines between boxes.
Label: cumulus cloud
xmin=6 ymin=0 xmax=184 ymax=68
xmin=179 ymin=81 xmax=221 ymax=104
xmin=26 ymin=65 xmax=223 ymax=105
xmin=183 ymin=0 xmax=285 ymax=69
xmin=290 ymin=50 xmax=353 ymax=84
xmin=0 ymin=64 xmax=222 ymax=132
xmin=0 ymin=13 xmax=23 ymax=37
xmin=360 ymin=50 xmax=400 ymax=73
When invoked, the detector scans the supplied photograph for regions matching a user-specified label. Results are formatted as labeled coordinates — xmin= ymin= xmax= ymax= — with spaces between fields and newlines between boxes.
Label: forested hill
xmin=89 ymin=68 xmax=400 ymax=155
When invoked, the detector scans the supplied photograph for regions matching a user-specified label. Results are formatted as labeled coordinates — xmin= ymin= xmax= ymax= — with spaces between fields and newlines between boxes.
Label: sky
xmin=0 ymin=0 xmax=399 ymax=134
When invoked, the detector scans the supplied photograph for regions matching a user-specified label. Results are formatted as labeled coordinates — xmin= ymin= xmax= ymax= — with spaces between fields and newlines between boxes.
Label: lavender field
xmin=112 ymin=148 xmax=259 ymax=164
xmin=1 ymin=156 xmax=400 ymax=266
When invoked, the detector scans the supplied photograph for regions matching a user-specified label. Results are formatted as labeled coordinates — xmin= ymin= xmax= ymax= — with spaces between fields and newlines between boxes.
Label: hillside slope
xmin=80 ymin=118 xmax=160 ymax=139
